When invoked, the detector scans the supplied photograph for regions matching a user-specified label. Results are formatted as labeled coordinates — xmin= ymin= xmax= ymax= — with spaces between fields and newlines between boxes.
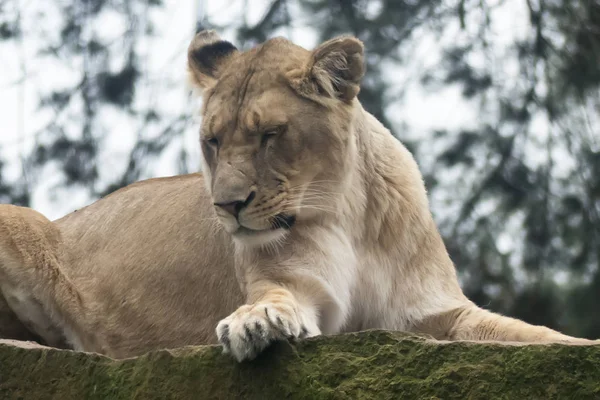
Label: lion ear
xmin=187 ymin=30 xmax=238 ymax=91
xmin=288 ymin=36 xmax=365 ymax=103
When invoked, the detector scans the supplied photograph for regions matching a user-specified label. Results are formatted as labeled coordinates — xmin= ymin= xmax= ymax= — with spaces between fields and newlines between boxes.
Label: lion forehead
xmin=203 ymin=39 xmax=309 ymax=111
xmin=205 ymin=85 xmax=298 ymax=136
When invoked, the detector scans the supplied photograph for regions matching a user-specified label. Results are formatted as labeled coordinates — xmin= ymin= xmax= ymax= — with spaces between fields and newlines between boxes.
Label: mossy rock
xmin=1 ymin=330 xmax=599 ymax=399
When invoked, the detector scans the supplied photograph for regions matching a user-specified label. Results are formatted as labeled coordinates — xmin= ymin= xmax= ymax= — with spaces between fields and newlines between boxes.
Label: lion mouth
xmin=270 ymin=213 xmax=296 ymax=230
xmin=234 ymin=213 xmax=296 ymax=236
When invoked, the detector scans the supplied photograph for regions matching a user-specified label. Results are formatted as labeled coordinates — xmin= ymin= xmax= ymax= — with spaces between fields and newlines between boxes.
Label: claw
xmin=276 ymin=315 xmax=287 ymax=332
xmin=242 ymin=324 xmax=253 ymax=342
xmin=254 ymin=321 xmax=265 ymax=339
xmin=216 ymin=303 xmax=307 ymax=362
xmin=300 ymin=325 xmax=309 ymax=337
xmin=219 ymin=324 xmax=230 ymax=342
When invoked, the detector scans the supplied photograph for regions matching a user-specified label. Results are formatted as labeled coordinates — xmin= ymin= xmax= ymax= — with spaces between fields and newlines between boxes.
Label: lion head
xmin=187 ymin=30 xmax=365 ymax=246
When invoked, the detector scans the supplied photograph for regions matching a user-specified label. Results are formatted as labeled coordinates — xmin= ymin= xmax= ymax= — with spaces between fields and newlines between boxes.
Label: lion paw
xmin=216 ymin=302 xmax=316 ymax=362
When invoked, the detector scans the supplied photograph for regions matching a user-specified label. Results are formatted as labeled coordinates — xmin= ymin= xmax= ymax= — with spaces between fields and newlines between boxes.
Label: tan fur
xmin=0 ymin=32 xmax=596 ymax=360
xmin=0 ymin=176 xmax=243 ymax=358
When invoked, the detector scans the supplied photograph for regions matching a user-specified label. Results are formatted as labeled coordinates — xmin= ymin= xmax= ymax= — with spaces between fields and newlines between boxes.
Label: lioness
xmin=0 ymin=31 xmax=596 ymax=361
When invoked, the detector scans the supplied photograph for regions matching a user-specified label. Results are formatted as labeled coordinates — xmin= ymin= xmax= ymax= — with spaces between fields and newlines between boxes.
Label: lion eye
xmin=206 ymin=137 xmax=219 ymax=147
xmin=260 ymin=126 xmax=285 ymax=146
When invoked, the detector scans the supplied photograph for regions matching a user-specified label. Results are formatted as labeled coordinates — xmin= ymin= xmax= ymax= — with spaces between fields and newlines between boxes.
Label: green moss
xmin=1 ymin=331 xmax=599 ymax=399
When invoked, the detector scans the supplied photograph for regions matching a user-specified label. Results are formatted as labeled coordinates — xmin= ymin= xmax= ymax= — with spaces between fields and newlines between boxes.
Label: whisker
xmin=302 ymin=179 xmax=341 ymax=185
xmin=288 ymin=181 xmax=342 ymax=191
xmin=281 ymin=202 xmax=340 ymax=215
xmin=289 ymin=195 xmax=340 ymax=204
xmin=295 ymin=191 xmax=336 ymax=196
xmin=287 ymin=192 xmax=341 ymax=201
xmin=297 ymin=207 xmax=341 ymax=216
xmin=296 ymin=201 xmax=339 ymax=209
xmin=293 ymin=187 xmax=340 ymax=192
xmin=288 ymin=189 xmax=342 ymax=196
xmin=289 ymin=190 xmax=341 ymax=197
xmin=285 ymin=194 xmax=340 ymax=205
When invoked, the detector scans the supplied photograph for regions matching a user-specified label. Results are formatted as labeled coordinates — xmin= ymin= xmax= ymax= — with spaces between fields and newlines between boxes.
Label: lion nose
xmin=214 ymin=191 xmax=256 ymax=219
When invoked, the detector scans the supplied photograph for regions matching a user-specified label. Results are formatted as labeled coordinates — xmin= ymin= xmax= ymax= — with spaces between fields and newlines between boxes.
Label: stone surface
xmin=1 ymin=330 xmax=599 ymax=399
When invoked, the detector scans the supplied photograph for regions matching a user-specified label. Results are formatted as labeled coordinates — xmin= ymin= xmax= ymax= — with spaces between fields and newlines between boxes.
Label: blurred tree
xmin=0 ymin=0 xmax=195 ymax=208
xmin=0 ymin=160 xmax=29 ymax=206
xmin=427 ymin=0 xmax=600 ymax=338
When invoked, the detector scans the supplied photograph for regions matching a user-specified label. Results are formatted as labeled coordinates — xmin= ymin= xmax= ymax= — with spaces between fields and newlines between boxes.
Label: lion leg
xmin=0 ymin=204 xmax=84 ymax=349
xmin=0 ymin=289 xmax=43 ymax=343
xmin=1 ymin=279 xmax=71 ymax=348
xmin=216 ymin=283 xmax=322 ymax=362
xmin=414 ymin=303 xmax=598 ymax=344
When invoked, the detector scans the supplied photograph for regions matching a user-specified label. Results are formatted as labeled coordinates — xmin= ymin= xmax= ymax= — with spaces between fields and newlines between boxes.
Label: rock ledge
xmin=1 ymin=330 xmax=599 ymax=399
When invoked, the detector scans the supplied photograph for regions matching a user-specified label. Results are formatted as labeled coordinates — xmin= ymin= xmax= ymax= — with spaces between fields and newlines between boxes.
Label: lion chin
xmin=232 ymin=214 xmax=295 ymax=248
xmin=0 ymin=30 xmax=597 ymax=361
